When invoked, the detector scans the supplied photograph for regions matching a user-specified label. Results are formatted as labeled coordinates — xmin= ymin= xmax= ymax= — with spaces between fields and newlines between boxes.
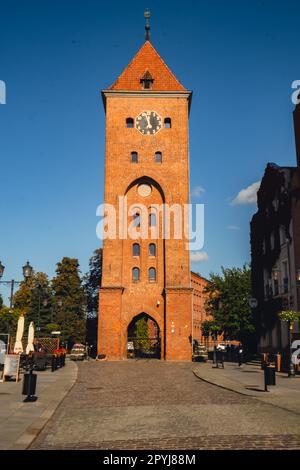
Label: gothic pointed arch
xmin=127 ymin=311 xmax=161 ymax=359
xmin=125 ymin=176 xmax=165 ymax=202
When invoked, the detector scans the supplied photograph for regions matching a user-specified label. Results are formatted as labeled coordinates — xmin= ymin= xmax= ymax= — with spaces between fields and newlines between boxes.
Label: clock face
xmin=138 ymin=184 xmax=152 ymax=197
xmin=136 ymin=111 xmax=162 ymax=135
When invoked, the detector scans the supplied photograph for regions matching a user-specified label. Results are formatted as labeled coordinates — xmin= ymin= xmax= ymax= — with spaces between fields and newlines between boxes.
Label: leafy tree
xmin=13 ymin=272 xmax=53 ymax=335
xmin=84 ymin=249 xmax=102 ymax=351
xmin=45 ymin=322 xmax=60 ymax=334
xmin=201 ymin=319 xmax=221 ymax=338
xmin=13 ymin=279 xmax=33 ymax=313
xmin=201 ymin=320 xmax=214 ymax=338
xmin=205 ymin=265 xmax=255 ymax=346
xmin=84 ymin=248 xmax=102 ymax=319
xmin=0 ymin=307 xmax=22 ymax=335
xmin=52 ymin=257 xmax=86 ymax=345
xmin=0 ymin=294 xmax=3 ymax=310
xmin=134 ymin=317 xmax=150 ymax=350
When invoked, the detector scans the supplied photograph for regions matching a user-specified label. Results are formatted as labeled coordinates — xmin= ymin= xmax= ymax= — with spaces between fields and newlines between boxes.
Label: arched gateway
xmin=127 ymin=313 xmax=161 ymax=359
xmin=98 ymin=33 xmax=193 ymax=361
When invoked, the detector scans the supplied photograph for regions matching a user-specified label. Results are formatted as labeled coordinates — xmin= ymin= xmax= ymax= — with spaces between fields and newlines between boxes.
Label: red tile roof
xmin=109 ymin=41 xmax=186 ymax=92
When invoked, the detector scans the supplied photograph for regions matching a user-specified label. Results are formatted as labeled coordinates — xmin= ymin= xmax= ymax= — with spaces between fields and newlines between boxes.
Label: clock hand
xmin=145 ymin=114 xmax=152 ymax=129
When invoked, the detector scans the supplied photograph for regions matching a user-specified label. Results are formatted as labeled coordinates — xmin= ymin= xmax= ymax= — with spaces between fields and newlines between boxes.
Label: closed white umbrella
xmin=14 ymin=315 xmax=25 ymax=354
xmin=26 ymin=322 xmax=35 ymax=355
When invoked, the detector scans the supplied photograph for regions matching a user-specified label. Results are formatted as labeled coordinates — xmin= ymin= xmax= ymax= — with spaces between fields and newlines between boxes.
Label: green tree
xmin=0 ymin=307 xmax=22 ymax=335
xmin=84 ymin=248 xmax=102 ymax=319
xmin=84 ymin=249 xmax=102 ymax=351
xmin=0 ymin=294 xmax=3 ymax=310
xmin=201 ymin=320 xmax=213 ymax=338
xmin=134 ymin=317 xmax=150 ymax=351
xmin=201 ymin=319 xmax=220 ymax=338
xmin=52 ymin=257 xmax=86 ymax=345
xmin=13 ymin=272 xmax=53 ymax=335
xmin=205 ymin=265 xmax=255 ymax=346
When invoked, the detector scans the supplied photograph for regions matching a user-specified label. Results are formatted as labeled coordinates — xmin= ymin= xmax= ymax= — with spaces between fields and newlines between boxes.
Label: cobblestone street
xmin=31 ymin=361 xmax=300 ymax=450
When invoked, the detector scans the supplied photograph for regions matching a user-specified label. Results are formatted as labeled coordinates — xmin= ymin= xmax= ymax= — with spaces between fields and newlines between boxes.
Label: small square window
xmin=155 ymin=152 xmax=162 ymax=163
xmin=126 ymin=118 xmax=134 ymax=128
xmin=149 ymin=243 xmax=156 ymax=257
xmin=143 ymin=80 xmax=152 ymax=89
xmin=131 ymin=152 xmax=138 ymax=163
xmin=133 ymin=243 xmax=140 ymax=257
xmin=164 ymin=118 xmax=171 ymax=128
xmin=149 ymin=267 xmax=156 ymax=282
xmin=132 ymin=267 xmax=140 ymax=282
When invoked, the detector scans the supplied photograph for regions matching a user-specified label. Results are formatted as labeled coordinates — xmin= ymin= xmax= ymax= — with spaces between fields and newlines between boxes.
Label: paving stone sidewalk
xmin=0 ymin=359 xmax=77 ymax=450
xmin=31 ymin=361 xmax=300 ymax=450
xmin=193 ymin=361 xmax=300 ymax=414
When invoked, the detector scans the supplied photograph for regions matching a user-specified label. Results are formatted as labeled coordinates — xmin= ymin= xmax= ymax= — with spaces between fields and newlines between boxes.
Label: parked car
xmin=193 ymin=344 xmax=208 ymax=362
xmin=70 ymin=343 xmax=86 ymax=361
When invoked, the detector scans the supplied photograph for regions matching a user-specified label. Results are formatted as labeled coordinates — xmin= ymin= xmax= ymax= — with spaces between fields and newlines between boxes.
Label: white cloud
xmin=228 ymin=225 xmax=240 ymax=231
xmin=190 ymin=251 xmax=209 ymax=263
xmin=191 ymin=185 xmax=205 ymax=198
xmin=232 ymin=181 xmax=261 ymax=206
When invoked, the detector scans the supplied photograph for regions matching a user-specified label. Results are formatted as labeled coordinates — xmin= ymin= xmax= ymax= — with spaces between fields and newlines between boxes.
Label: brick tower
xmin=98 ymin=19 xmax=193 ymax=361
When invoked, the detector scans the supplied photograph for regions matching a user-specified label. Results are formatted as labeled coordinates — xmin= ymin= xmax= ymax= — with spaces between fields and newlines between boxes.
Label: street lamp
xmin=0 ymin=261 xmax=33 ymax=308
xmin=23 ymin=261 xmax=33 ymax=280
xmin=36 ymin=281 xmax=49 ymax=338
xmin=272 ymin=268 xmax=279 ymax=281
xmin=0 ymin=261 xmax=5 ymax=279
xmin=56 ymin=299 xmax=64 ymax=345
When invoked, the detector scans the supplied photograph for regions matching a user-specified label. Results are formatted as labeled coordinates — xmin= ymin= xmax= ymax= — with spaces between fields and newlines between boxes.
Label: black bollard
xmin=22 ymin=367 xmax=38 ymax=402
xmin=264 ymin=366 xmax=269 ymax=392
xmin=51 ymin=355 xmax=56 ymax=372
xmin=213 ymin=346 xmax=217 ymax=367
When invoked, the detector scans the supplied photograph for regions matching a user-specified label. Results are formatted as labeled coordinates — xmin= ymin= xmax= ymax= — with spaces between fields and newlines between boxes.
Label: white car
xmin=70 ymin=343 xmax=86 ymax=361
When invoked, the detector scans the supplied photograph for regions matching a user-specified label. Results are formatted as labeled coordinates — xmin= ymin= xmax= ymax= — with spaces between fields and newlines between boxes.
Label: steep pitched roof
xmin=109 ymin=41 xmax=186 ymax=92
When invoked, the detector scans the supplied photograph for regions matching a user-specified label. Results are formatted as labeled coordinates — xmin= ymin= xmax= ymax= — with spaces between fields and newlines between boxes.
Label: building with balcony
xmin=250 ymin=101 xmax=300 ymax=353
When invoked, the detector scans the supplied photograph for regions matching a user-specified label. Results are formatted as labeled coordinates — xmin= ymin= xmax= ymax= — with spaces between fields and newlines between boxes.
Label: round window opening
xmin=138 ymin=184 xmax=152 ymax=197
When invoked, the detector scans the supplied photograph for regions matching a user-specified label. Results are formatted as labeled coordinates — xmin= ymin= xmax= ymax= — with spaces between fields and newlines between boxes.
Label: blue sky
xmin=0 ymin=0 xmax=300 ymax=302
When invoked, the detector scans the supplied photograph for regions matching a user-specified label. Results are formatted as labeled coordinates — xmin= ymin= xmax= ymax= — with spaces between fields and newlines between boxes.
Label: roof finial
xmin=144 ymin=9 xmax=151 ymax=41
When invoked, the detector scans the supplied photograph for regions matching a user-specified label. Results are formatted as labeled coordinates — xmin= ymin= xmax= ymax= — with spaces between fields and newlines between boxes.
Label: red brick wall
xmin=98 ymin=94 xmax=192 ymax=360
xmin=191 ymin=272 xmax=210 ymax=343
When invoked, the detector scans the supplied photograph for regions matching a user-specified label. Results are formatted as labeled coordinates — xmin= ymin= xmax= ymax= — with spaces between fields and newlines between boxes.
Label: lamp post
xmin=35 ymin=284 xmax=52 ymax=338
xmin=55 ymin=299 xmax=63 ymax=344
xmin=212 ymin=330 xmax=218 ymax=367
xmin=0 ymin=261 xmax=33 ymax=307
xmin=36 ymin=283 xmax=42 ymax=338
xmin=288 ymin=320 xmax=296 ymax=377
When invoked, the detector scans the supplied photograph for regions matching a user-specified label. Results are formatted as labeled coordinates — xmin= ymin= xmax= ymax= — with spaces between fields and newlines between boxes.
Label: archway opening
xmin=127 ymin=313 xmax=161 ymax=359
